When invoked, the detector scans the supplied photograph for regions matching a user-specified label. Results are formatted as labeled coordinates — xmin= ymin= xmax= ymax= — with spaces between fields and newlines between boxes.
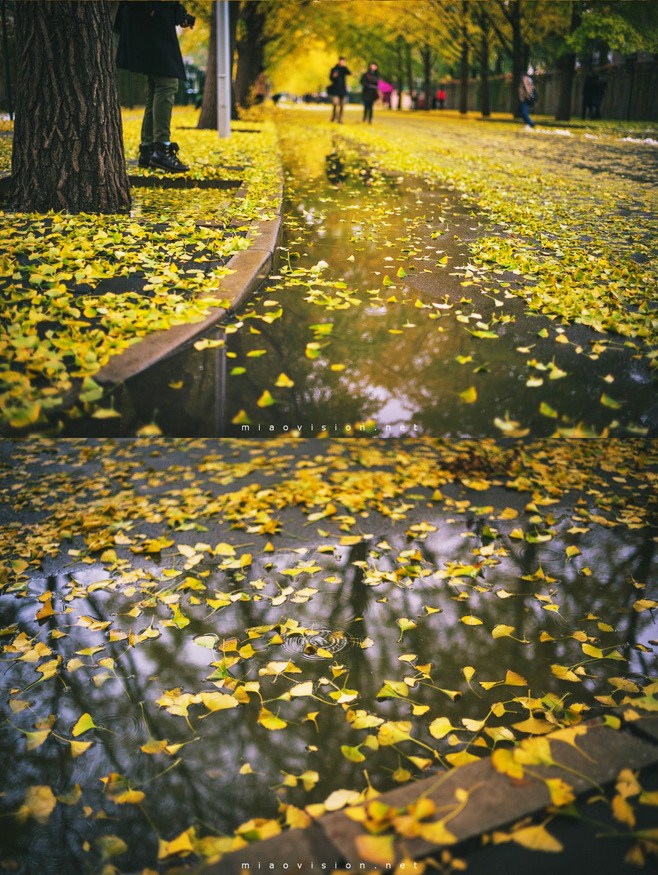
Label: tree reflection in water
xmin=1 ymin=494 xmax=656 ymax=874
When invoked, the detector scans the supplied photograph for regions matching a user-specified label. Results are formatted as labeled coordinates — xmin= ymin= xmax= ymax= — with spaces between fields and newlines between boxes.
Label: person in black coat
xmin=328 ymin=57 xmax=351 ymax=123
xmin=116 ymin=1 xmax=194 ymax=172
xmin=360 ymin=62 xmax=380 ymax=124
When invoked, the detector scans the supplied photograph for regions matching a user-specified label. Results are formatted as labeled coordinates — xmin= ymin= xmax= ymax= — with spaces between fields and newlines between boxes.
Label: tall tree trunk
xmin=235 ymin=0 xmax=267 ymax=108
xmin=511 ymin=0 xmax=523 ymax=116
xmin=396 ymin=34 xmax=404 ymax=110
xmin=229 ymin=1 xmax=240 ymax=120
xmin=405 ymin=38 xmax=413 ymax=106
xmin=9 ymin=1 xmax=130 ymax=213
xmin=197 ymin=1 xmax=218 ymax=128
xmin=555 ymin=2 xmax=581 ymax=121
xmin=479 ymin=11 xmax=491 ymax=116
xmin=421 ymin=42 xmax=432 ymax=110
xmin=458 ymin=0 xmax=469 ymax=114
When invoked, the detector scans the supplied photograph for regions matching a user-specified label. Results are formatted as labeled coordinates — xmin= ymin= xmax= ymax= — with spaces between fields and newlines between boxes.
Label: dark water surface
xmin=2 ymin=494 xmax=656 ymax=873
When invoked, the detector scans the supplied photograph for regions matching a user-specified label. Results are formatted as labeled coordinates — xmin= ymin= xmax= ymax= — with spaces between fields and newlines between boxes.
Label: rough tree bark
xmin=235 ymin=0 xmax=267 ymax=108
xmin=9 ymin=1 xmax=130 ymax=213
xmin=197 ymin=1 xmax=218 ymax=129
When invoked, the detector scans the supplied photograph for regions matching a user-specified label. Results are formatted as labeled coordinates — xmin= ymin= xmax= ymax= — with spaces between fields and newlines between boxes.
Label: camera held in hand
xmin=183 ymin=13 xmax=195 ymax=28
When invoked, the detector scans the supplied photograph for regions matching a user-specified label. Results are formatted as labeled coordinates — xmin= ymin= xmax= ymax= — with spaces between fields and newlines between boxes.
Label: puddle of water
xmin=63 ymin=119 xmax=657 ymax=438
xmin=2 ymin=499 xmax=656 ymax=873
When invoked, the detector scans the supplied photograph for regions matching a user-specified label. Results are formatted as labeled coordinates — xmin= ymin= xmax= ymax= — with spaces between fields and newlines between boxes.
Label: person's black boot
xmin=149 ymin=142 xmax=189 ymax=173
xmin=138 ymin=144 xmax=153 ymax=168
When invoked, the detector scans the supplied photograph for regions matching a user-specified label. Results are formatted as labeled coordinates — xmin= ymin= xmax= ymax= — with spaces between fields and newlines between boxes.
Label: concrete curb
xmin=94 ymin=174 xmax=284 ymax=385
xmin=209 ymin=710 xmax=658 ymax=873
xmin=1 ymin=169 xmax=284 ymax=386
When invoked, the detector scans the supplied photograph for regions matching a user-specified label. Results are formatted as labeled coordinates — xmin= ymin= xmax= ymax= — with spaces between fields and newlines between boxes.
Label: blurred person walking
xmin=360 ymin=62 xmax=380 ymax=124
xmin=518 ymin=73 xmax=536 ymax=129
xmin=328 ymin=56 xmax=351 ymax=123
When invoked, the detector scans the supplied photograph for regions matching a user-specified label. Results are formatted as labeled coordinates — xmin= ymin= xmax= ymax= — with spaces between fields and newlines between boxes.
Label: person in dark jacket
xmin=328 ymin=57 xmax=351 ymax=123
xmin=360 ymin=62 xmax=380 ymax=124
xmin=116 ymin=1 xmax=194 ymax=172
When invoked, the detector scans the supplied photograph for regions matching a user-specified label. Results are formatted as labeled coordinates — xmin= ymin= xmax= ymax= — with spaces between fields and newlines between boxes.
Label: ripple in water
xmin=281 ymin=627 xmax=355 ymax=660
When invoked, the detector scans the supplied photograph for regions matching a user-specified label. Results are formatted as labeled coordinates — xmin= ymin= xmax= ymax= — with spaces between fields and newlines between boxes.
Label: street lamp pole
xmin=216 ymin=0 xmax=230 ymax=138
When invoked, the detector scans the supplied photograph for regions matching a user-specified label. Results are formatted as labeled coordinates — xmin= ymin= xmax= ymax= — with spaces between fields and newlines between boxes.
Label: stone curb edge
xmin=208 ymin=712 xmax=658 ymax=873
xmin=0 ymin=170 xmax=284 ymax=386
xmin=94 ymin=175 xmax=284 ymax=385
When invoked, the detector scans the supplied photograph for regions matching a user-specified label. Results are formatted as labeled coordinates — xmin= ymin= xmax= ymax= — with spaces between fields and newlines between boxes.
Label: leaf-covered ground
xmin=338 ymin=110 xmax=658 ymax=342
xmin=3 ymin=107 xmax=657 ymax=437
xmin=1 ymin=438 xmax=656 ymax=873
xmin=214 ymin=108 xmax=657 ymax=439
xmin=0 ymin=109 xmax=281 ymax=433
xmin=55 ymin=108 xmax=658 ymax=439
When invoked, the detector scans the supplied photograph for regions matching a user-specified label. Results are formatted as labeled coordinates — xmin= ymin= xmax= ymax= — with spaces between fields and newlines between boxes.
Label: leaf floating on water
xmin=378 ymin=720 xmax=413 ymax=746
xmin=258 ymin=708 xmax=287 ymax=731
xmin=461 ymin=615 xmax=483 ymax=626
xmin=510 ymin=824 xmax=563 ymax=853
xmin=231 ymin=409 xmax=251 ymax=425
xmin=97 ymin=834 xmax=129 ymax=861
xmin=275 ymin=372 xmax=295 ymax=388
xmin=341 ymin=744 xmax=366 ymax=763
xmin=289 ymin=681 xmax=314 ymax=698
xmin=71 ymin=712 xmax=97 ymax=737
xmin=492 ymin=624 xmax=515 ymax=639
xmin=17 ymin=786 xmax=57 ymax=824
xmin=193 ymin=338 xmax=225 ymax=351
xmin=112 ymin=789 xmax=145 ymax=805
xmin=429 ymin=716 xmax=456 ymax=740
xmin=69 ymin=740 xmax=93 ymax=758
xmin=459 ymin=386 xmax=478 ymax=404
xmin=256 ymin=389 xmax=276 ymax=407
xmin=600 ymin=393 xmax=622 ymax=409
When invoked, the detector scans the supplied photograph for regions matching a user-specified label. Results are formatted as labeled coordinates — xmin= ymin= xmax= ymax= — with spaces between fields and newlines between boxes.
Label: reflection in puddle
xmin=2 ymin=488 xmax=656 ymax=873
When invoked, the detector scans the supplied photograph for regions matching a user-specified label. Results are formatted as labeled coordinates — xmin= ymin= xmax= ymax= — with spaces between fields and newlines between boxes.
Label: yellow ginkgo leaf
xmin=355 ymin=833 xmax=396 ymax=866
xmin=112 ymin=789 xmax=146 ymax=805
xmin=256 ymin=389 xmax=276 ymax=407
xmin=417 ymin=819 xmax=457 ymax=844
xmin=258 ymin=708 xmax=287 ymax=731
xmin=510 ymin=824 xmax=563 ymax=853
xmin=69 ymin=740 xmax=93 ymax=758
xmin=275 ymin=372 xmax=294 ymax=388
xmin=17 ymin=786 xmax=57 ymax=824
xmin=71 ymin=712 xmax=97 ymax=737
xmin=459 ymin=385 xmax=478 ymax=403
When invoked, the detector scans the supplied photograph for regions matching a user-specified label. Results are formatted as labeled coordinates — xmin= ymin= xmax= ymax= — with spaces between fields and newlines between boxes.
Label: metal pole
xmin=1 ymin=1 xmax=13 ymax=121
xmin=216 ymin=0 xmax=230 ymax=138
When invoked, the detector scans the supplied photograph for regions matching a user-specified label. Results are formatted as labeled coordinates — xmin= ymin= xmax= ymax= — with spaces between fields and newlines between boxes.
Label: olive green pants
xmin=140 ymin=76 xmax=179 ymax=146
